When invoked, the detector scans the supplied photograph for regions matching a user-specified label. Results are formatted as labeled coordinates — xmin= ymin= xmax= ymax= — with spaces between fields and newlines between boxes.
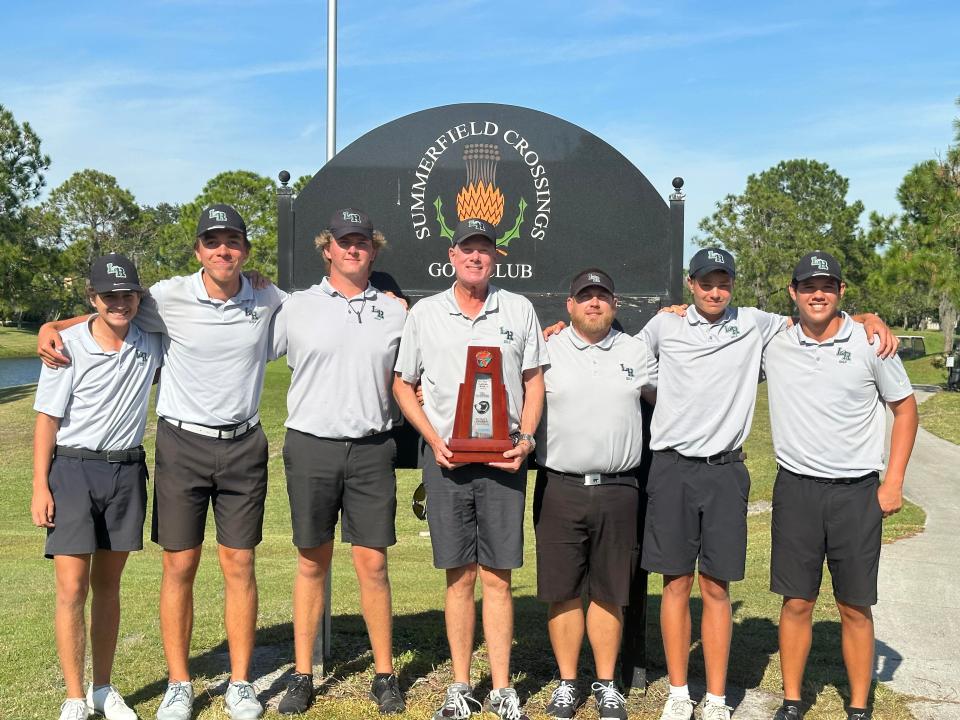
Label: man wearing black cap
xmin=33 ymin=254 xmax=163 ymax=720
xmin=763 ymin=252 xmax=917 ymax=720
xmin=270 ymin=208 xmax=407 ymax=715
xmin=533 ymin=268 xmax=655 ymax=720
xmin=394 ymin=218 xmax=548 ymax=720
xmin=38 ymin=204 xmax=288 ymax=720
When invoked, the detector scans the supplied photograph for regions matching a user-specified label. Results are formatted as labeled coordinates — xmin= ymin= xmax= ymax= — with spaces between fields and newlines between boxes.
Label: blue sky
xmin=2 ymin=0 xmax=958 ymax=256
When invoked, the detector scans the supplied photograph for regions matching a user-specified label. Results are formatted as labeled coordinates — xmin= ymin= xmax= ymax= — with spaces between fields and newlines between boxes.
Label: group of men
xmin=32 ymin=203 xmax=917 ymax=720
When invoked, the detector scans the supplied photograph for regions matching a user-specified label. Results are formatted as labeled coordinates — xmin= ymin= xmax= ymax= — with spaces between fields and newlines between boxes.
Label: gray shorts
xmin=283 ymin=428 xmax=398 ymax=549
xmin=641 ymin=450 xmax=750 ymax=582
xmin=420 ymin=443 xmax=527 ymax=570
xmin=151 ymin=420 xmax=268 ymax=551
xmin=45 ymin=455 xmax=147 ymax=559
xmin=771 ymin=467 xmax=882 ymax=606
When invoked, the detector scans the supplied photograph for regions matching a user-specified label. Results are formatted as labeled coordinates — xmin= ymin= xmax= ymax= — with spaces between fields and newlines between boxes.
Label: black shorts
xmin=533 ymin=468 xmax=640 ymax=606
xmin=151 ymin=420 xmax=268 ymax=551
xmin=420 ymin=443 xmax=527 ymax=570
xmin=641 ymin=450 xmax=750 ymax=582
xmin=770 ymin=467 xmax=883 ymax=606
xmin=45 ymin=455 xmax=147 ymax=559
xmin=283 ymin=428 xmax=398 ymax=549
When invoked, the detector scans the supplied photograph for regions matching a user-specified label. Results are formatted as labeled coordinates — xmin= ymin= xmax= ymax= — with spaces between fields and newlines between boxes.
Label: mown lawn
xmin=0 ymin=366 xmax=924 ymax=720
xmin=916 ymin=391 xmax=960 ymax=445
xmin=0 ymin=325 xmax=40 ymax=359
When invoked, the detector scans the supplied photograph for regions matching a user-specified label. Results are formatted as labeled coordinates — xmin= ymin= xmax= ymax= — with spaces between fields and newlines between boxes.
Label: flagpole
xmin=326 ymin=0 xmax=337 ymax=162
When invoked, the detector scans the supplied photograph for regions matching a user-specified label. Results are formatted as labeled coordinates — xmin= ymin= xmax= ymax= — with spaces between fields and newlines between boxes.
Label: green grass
xmin=0 ymin=325 xmax=40 ymax=359
xmin=890 ymin=327 xmax=953 ymax=387
xmin=917 ymin=391 xmax=960 ymax=445
xmin=0 ymin=365 xmax=925 ymax=720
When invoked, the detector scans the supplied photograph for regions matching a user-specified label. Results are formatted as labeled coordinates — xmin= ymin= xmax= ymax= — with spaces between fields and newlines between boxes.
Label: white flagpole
xmin=326 ymin=0 xmax=337 ymax=162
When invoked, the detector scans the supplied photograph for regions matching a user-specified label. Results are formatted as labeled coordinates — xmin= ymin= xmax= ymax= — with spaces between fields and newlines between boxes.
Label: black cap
xmin=196 ymin=204 xmax=247 ymax=238
xmin=688 ymin=247 xmax=736 ymax=278
xmin=452 ymin=218 xmax=496 ymax=245
xmin=793 ymin=251 xmax=842 ymax=284
xmin=570 ymin=268 xmax=615 ymax=297
xmin=89 ymin=254 xmax=144 ymax=294
xmin=329 ymin=208 xmax=373 ymax=240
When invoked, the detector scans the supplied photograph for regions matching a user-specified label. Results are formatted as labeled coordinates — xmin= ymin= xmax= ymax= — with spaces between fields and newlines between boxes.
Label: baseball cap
xmin=452 ymin=218 xmax=496 ymax=245
xmin=196 ymin=203 xmax=247 ymax=238
xmin=793 ymin=251 xmax=842 ymax=284
xmin=329 ymin=208 xmax=373 ymax=240
xmin=570 ymin=268 xmax=615 ymax=297
xmin=688 ymin=247 xmax=736 ymax=278
xmin=89 ymin=254 xmax=145 ymax=294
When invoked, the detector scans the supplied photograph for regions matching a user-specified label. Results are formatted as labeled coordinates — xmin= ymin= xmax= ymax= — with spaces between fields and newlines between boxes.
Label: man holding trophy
xmin=393 ymin=218 xmax=547 ymax=720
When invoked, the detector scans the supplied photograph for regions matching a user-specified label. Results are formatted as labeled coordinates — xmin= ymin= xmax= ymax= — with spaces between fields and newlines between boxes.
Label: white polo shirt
xmin=535 ymin=326 xmax=654 ymax=474
xmin=270 ymin=277 xmax=406 ymax=439
xmin=137 ymin=271 xmax=287 ymax=426
xmin=641 ymin=305 xmax=787 ymax=456
xmin=763 ymin=313 xmax=913 ymax=478
xmin=34 ymin=318 xmax=164 ymax=451
xmin=395 ymin=283 xmax=548 ymax=442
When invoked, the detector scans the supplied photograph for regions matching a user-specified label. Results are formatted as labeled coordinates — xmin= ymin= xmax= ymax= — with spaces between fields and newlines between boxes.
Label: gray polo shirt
xmin=139 ymin=271 xmax=287 ymax=426
xmin=270 ymin=277 xmax=406 ymax=439
xmin=394 ymin=283 xmax=548 ymax=441
xmin=535 ymin=326 xmax=653 ymax=474
xmin=34 ymin=318 xmax=164 ymax=451
xmin=763 ymin=313 xmax=913 ymax=478
xmin=641 ymin=305 xmax=787 ymax=456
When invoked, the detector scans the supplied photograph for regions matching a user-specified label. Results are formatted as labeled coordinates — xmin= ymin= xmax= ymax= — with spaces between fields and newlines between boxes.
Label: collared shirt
xmin=641 ymin=305 xmax=787 ymax=456
xmin=395 ymin=282 xmax=548 ymax=442
xmin=535 ymin=326 xmax=654 ymax=474
xmin=270 ymin=277 xmax=406 ymax=439
xmin=34 ymin=318 xmax=164 ymax=451
xmin=763 ymin=312 xmax=913 ymax=478
xmin=138 ymin=270 xmax=288 ymax=426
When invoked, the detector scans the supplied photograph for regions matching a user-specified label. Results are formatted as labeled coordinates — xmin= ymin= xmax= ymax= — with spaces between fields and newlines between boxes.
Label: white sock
xmin=669 ymin=684 xmax=690 ymax=699
xmin=705 ymin=693 xmax=726 ymax=706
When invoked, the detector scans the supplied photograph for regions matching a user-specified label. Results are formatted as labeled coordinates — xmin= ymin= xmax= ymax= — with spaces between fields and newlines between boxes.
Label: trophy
xmin=447 ymin=346 xmax=514 ymax=464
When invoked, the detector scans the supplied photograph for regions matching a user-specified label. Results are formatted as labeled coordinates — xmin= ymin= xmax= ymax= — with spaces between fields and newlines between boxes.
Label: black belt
xmin=780 ymin=466 xmax=879 ymax=485
xmin=658 ymin=448 xmax=746 ymax=465
xmin=55 ymin=445 xmax=146 ymax=463
xmin=545 ymin=467 xmax=639 ymax=487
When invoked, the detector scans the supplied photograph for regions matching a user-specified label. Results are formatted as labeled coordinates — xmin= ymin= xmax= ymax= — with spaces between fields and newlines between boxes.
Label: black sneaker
xmin=545 ymin=681 xmax=581 ymax=719
xmin=278 ymin=673 xmax=314 ymax=715
xmin=591 ymin=681 xmax=627 ymax=720
xmin=847 ymin=711 xmax=871 ymax=720
xmin=773 ymin=705 xmax=803 ymax=720
xmin=370 ymin=674 xmax=406 ymax=715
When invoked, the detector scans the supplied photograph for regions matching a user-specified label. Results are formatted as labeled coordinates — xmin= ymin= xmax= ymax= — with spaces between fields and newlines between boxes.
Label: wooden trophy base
xmin=448 ymin=437 xmax=514 ymax=465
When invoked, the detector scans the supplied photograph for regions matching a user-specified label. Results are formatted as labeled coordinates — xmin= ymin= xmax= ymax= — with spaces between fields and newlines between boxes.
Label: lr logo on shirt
xmin=134 ymin=350 xmax=148 ymax=365
xmin=500 ymin=327 xmax=514 ymax=342
xmin=837 ymin=348 xmax=852 ymax=364
xmin=724 ymin=324 xmax=740 ymax=337
xmin=620 ymin=363 xmax=635 ymax=379
xmin=245 ymin=307 xmax=260 ymax=322
xmin=370 ymin=306 xmax=385 ymax=320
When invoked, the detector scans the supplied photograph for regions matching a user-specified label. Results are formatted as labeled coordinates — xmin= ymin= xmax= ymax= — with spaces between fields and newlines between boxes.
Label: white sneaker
xmin=659 ymin=696 xmax=695 ymax=720
xmin=155 ymin=682 xmax=193 ymax=720
xmin=702 ymin=701 xmax=732 ymax=720
xmin=224 ymin=681 xmax=263 ymax=720
xmin=60 ymin=699 xmax=92 ymax=720
xmin=87 ymin=684 xmax=138 ymax=720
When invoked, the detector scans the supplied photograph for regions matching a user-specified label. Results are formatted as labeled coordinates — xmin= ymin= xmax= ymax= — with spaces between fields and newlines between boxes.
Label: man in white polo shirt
xmin=38 ymin=204 xmax=287 ymax=720
xmin=269 ymin=208 xmax=407 ymax=716
xmin=534 ymin=268 xmax=655 ymax=720
xmin=393 ymin=218 xmax=547 ymax=720
xmin=764 ymin=252 xmax=917 ymax=720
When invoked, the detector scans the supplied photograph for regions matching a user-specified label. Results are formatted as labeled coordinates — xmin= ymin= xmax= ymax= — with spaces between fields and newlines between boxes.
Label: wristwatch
xmin=512 ymin=432 xmax=536 ymax=450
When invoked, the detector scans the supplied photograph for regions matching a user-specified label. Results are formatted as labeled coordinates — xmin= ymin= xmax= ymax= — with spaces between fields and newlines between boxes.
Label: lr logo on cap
xmin=342 ymin=211 xmax=362 ymax=224
xmin=587 ymin=273 xmax=601 ymax=283
xmin=208 ymin=209 xmax=228 ymax=222
xmin=467 ymin=219 xmax=486 ymax=231
xmin=707 ymin=250 xmax=725 ymax=264
xmin=106 ymin=263 xmax=127 ymax=279
xmin=811 ymin=256 xmax=829 ymax=271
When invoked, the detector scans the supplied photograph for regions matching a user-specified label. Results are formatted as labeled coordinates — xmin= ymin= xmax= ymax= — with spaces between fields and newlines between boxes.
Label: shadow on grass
xmin=0 ymin=384 xmax=35 ymax=405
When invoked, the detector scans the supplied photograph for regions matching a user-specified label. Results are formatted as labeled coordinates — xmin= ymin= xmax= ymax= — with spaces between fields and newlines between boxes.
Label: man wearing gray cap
xmin=534 ymin=268 xmax=655 ymax=720
xmin=763 ymin=252 xmax=917 ymax=720
xmin=393 ymin=218 xmax=547 ymax=720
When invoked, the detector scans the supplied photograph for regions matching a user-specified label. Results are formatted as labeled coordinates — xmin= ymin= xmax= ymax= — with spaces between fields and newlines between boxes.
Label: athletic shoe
xmin=702 ymin=701 xmax=732 ymax=720
xmin=277 ymin=673 xmax=313 ymax=715
xmin=591 ymin=682 xmax=627 ymax=720
xmin=772 ymin=704 xmax=803 ymax=720
xmin=847 ymin=711 xmax=871 ymax=720
xmin=369 ymin=674 xmax=406 ymax=714
xmin=224 ymin=681 xmax=262 ymax=720
xmin=487 ymin=688 xmax=529 ymax=720
xmin=432 ymin=683 xmax=482 ymax=720
xmin=87 ymin=684 xmax=138 ymax=720
xmin=60 ymin=699 xmax=92 ymax=720
xmin=659 ymin=696 xmax=694 ymax=720
xmin=545 ymin=681 xmax=581 ymax=719
xmin=155 ymin=682 xmax=193 ymax=720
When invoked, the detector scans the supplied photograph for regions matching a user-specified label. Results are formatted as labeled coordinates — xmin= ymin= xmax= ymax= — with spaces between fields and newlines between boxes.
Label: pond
xmin=0 ymin=357 xmax=41 ymax=389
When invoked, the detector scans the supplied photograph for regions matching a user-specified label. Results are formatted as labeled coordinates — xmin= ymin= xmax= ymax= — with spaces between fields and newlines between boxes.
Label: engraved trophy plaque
xmin=448 ymin=346 xmax=514 ymax=464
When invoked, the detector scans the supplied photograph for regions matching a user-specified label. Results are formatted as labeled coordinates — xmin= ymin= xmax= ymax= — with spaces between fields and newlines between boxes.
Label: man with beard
xmin=533 ymin=269 xmax=655 ymax=720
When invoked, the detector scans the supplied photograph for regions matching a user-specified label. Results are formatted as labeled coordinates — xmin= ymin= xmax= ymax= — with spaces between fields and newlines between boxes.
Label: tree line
xmin=2 ymin=100 xmax=958 ymax=351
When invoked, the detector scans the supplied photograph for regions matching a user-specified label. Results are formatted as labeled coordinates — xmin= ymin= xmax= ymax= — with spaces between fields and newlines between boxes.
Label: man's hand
xmin=38 ymin=324 xmax=70 ymax=369
xmin=429 ymin=436 xmax=463 ymax=470
xmin=488 ymin=439 xmax=533 ymax=473
xmin=543 ymin=321 xmax=566 ymax=339
xmin=659 ymin=303 xmax=689 ymax=316
xmin=31 ymin=485 xmax=55 ymax=528
xmin=243 ymin=270 xmax=273 ymax=289
xmin=859 ymin=314 xmax=899 ymax=358
xmin=877 ymin=479 xmax=903 ymax=517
